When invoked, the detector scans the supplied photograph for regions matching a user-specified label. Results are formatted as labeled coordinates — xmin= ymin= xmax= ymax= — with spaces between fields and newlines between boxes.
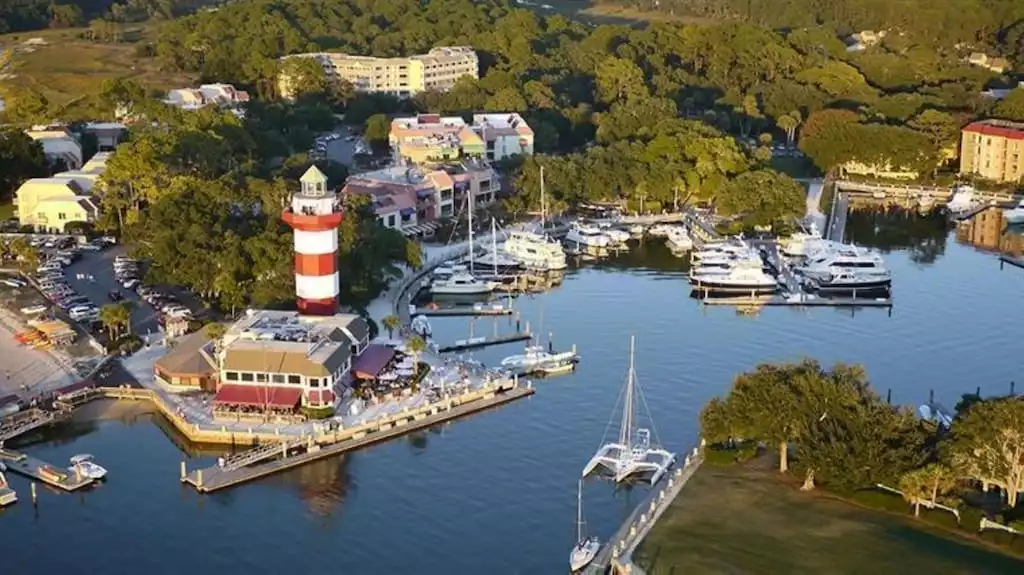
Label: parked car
xmin=121 ymin=278 xmax=141 ymax=289
xmin=80 ymin=243 xmax=102 ymax=252
xmin=1 ymin=278 xmax=26 ymax=288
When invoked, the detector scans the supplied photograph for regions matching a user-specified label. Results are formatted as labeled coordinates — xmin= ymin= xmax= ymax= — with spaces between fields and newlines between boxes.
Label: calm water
xmin=3 ymin=211 xmax=1024 ymax=574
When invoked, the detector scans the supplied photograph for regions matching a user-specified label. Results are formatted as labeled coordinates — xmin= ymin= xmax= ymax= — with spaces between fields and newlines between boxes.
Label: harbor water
xmin=2 ymin=211 xmax=1024 ymax=573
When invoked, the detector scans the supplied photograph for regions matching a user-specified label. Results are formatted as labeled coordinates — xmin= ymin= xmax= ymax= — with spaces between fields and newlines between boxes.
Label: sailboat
xmin=582 ymin=336 xmax=676 ymax=484
xmin=431 ymin=186 xmax=499 ymax=296
xmin=569 ymin=479 xmax=600 ymax=572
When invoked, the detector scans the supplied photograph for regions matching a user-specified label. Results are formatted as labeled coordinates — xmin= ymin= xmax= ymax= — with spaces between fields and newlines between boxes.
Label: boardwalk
xmin=183 ymin=385 xmax=534 ymax=493
xmin=585 ymin=446 xmax=705 ymax=574
xmin=436 ymin=332 xmax=532 ymax=353
xmin=826 ymin=191 xmax=849 ymax=242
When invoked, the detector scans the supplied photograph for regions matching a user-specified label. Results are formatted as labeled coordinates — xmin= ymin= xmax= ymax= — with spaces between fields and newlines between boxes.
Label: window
xmin=479 ymin=179 xmax=491 ymax=191
xmin=309 ymin=377 xmax=320 ymax=388
xmin=271 ymin=374 xmax=285 ymax=384
xmin=388 ymin=214 xmax=396 ymax=227
xmin=57 ymin=213 xmax=67 ymax=220
xmin=256 ymin=373 xmax=267 ymax=383
xmin=240 ymin=372 xmax=254 ymax=382
xmin=225 ymin=372 xmax=239 ymax=381
xmin=288 ymin=374 xmax=302 ymax=384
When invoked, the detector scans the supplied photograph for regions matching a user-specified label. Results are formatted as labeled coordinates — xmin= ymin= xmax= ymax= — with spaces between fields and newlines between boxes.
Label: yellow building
xmin=959 ymin=119 xmax=1024 ymax=184
xmin=389 ymin=113 xmax=534 ymax=165
xmin=16 ymin=177 xmax=99 ymax=232
xmin=279 ymin=47 xmax=478 ymax=99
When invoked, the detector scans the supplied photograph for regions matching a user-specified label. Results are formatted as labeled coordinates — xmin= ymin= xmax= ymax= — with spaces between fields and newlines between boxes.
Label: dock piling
xmin=180 ymin=460 xmax=186 ymax=480
xmin=196 ymin=469 xmax=203 ymax=487
xmin=31 ymin=482 xmax=37 ymax=505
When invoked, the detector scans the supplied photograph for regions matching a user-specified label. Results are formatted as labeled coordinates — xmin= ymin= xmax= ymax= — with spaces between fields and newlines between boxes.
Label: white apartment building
xmin=279 ymin=47 xmax=478 ymax=99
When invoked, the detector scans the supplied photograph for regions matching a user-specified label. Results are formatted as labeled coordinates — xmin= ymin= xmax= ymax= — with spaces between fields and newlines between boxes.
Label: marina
xmin=0 ymin=448 xmax=96 ymax=491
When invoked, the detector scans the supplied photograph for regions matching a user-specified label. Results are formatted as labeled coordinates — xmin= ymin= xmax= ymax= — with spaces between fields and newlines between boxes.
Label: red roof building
xmin=959 ymin=119 xmax=1024 ymax=184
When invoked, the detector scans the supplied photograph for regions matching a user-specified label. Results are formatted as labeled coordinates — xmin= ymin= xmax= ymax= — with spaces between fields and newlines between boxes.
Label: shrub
xmin=704 ymin=444 xmax=758 ymax=466
xmin=301 ymin=406 xmax=334 ymax=420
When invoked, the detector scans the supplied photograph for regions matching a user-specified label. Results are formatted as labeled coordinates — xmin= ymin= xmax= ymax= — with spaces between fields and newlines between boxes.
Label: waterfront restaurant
xmin=211 ymin=310 xmax=370 ymax=419
xmin=153 ymin=331 xmax=217 ymax=391
xmin=351 ymin=344 xmax=397 ymax=381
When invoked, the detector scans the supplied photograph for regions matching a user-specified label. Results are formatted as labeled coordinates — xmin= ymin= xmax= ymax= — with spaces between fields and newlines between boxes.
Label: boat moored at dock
xmin=503 ymin=230 xmax=568 ymax=271
xmin=0 ymin=468 xmax=16 ymax=506
xmin=565 ymin=222 xmax=611 ymax=248
xmin=690 ymin=266 xmax=779 ymax=295
xmin=500 ymin=344 xmax=579 ymax=374
xmin=570 ymin=479 xmax=600 ymax=572
xmin=664 ymin=226 xmax=693 ymax=252
xmin=430 ymin=271 xmax=499 ymax=296
xmin=69 ymin=454 xmax=108 ymax=480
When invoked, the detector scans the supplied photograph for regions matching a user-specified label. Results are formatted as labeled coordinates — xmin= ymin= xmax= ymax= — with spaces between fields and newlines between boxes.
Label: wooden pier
xmin=0 ymin=448 xmax=94 ymax=491
xmin=413 ymin=306 xmax=514 ymax=317
xmin=182 ymin=385 xmax=535 ymax=493
xmin=0 ymin=408 xmax=72 ymax=443
xmin=437 ymin=332 xmax=532 ymax=353
xmin=699 ymin=295 xmax=893 ymax=309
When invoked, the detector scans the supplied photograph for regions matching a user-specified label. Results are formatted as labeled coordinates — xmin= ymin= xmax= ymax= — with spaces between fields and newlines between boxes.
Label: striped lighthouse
xmin=281 ymin=166 xmax=344 ymax=316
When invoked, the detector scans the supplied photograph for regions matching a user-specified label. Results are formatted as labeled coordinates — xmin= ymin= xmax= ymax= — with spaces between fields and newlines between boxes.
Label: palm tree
xmin=777 ymin=113 xmax=799 ymax=147
xmin=382 ymin=314 xmax=401 ymax=339
xmin=118 ymin=300 xmax=135 ymax=336
xmin=407 ymin=335 xmax=427 ymax=377
xmin=899 ymin=468 xmax=932 ymax=517
xmin=99 ymin=303 xmax=129 ymax=341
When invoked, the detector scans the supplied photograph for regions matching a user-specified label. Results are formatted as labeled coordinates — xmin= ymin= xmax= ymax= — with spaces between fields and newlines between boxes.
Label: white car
xmin=166 ymin=308 xmax=193 ymax=319
xmin=121 ymin=278 xmax=141 ymax=289
xmin=2 ymin=279 xmax=26 ymax=288
xmin=80 ymin=243 xmax=102 ymax=252
xmin=20 ymin=304 xmax=48 ymax=315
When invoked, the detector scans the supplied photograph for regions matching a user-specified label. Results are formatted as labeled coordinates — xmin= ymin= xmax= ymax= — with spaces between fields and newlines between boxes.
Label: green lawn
xmin=636 ymin=462 xmax=1024 ymax=574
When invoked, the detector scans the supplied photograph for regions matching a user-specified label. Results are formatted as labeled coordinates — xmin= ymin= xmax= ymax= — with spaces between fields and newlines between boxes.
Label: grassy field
xmin=636 ymin=461 xmax=1024 ymax=574
xmin=0 ymin=27 xmax=194 ymax=120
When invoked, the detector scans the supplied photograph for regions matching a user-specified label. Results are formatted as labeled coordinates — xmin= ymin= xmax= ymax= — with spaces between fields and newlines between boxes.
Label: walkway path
xmin=804 ymin=178 xmax=826 ymax=232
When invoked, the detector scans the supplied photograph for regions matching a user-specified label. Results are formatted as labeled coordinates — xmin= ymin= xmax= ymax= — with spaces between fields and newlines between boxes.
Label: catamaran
xmin=569 ymin=479 xmax=600 ymax=572
xmin=583 ymin=336 xmax=675 ymax=484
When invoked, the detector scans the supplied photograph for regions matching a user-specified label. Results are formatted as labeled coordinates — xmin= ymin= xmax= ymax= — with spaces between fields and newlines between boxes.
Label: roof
xmin=155 ymin=331 xmax=215 ymax=376
xmin=963 ymin=120 xmax=1024 ymax=141
xmin=301 ymin=165 xmax=328 ymax=184
xmin=213 ymin=384 xmax=301 ymax=407
xmin=351 ymin=344 xmax=396 ymax=379
xmin=222 ymin=344 xmax=349 ymax=378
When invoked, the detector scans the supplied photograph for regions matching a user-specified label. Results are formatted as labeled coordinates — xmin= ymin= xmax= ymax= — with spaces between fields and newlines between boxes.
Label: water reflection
xmin=954 ymin=206 xmax=1024 ymax=257
xmin=844 ymin=205 xmax=951 ymax=264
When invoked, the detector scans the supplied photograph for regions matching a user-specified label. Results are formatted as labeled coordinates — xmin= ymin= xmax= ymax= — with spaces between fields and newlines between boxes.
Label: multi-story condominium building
xmin=15 ymin=151 xmax=111 ymax=232
xmin=341 ymin=160 xmax=500 ymax=234
xmin=389 ymin=113 xmax=534 ymax=164
xmin=278 ymin=47 xmax=478 ymax=99
xmin=960 ymin=120 xmax=1024 ymax=184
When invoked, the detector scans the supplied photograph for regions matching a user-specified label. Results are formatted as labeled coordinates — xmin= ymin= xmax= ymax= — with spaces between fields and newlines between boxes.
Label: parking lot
xmin=64 ymin=245 xmax=163 ymax=336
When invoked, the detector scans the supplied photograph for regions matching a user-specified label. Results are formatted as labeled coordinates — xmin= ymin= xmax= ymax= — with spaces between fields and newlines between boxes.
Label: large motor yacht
xmin=690 ymin=266 xmax=778 ymax=295
xmin=664 ymin=226 xmax=693 ymax=251
xmin=565 ymin=222 xmax=611 ymax=248
xmin=796 ymin=244 xmax=889 ymax=281
xmin=808 ymin=268 xmax=892 ymax=292
xmin=779 ymin=224 xmax=823 ymax=257
xmin=503 ymin=230 xmax=568 ymax=270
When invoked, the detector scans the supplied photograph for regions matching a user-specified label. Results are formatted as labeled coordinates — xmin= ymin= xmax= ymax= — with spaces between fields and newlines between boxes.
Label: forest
xmin=701 ymin=360 xmax=1024 ymax=544
xmin=614 ymin=0 xmax=1024 ymax=58
xmin=0 ymin=0 xmax=211 ymax=32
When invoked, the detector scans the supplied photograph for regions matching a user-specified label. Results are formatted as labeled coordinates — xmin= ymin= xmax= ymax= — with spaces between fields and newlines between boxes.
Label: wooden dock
xmin=999 ymin=255 xmax=1024 ymax=270
xmin=0 ymin=408 xmax=72 ymax=443
xmin=183 ymin=385 xmax=535 ymax=493
xmin=699 ymin=295 xmax=893 ymax=309
xmin=0 ymin=449 xmax=94 ymax=491
xmin=413 ymin=306 xmax=514 ymax=317
xmin=437 ymin=332 xmax=532 ymax=353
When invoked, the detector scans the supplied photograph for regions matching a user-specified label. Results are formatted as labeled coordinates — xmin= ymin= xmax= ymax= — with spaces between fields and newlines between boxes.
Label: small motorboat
xmin=68 ymin=454 xmax=107 ymax=480
xmin=501 ymin=344 xmax=579 ymax=372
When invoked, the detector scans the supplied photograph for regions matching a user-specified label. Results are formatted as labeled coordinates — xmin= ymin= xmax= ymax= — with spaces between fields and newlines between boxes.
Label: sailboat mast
xmin=491 ymin=217 xmax=497 ymax=275
xmin=540 ymin=166 xmax=546 ymax=231
xmin=468 ymin=184 xmax=474 ymax=273
xmin=619 ymin=335 xmax=635 ymax=447
xmin=576 ymin=479 xmax=584 ymax=540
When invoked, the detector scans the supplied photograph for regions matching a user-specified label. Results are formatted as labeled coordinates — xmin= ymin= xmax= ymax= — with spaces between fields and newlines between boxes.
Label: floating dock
xmin=999 ymin=255 xmax=1024 ymax=270
xmin=698 ymin=295 xmax=893 ymax=308
xmin=0 ymin=449 xmax=94 ymax=491
xmin=413 ymin=306 xmax=514 ymax=317
xmin=436 ymin=332 xmax=532 ymax=353
xmin=183 ymin=385 xmax=534 ymax=493
xmin=0 ymin=484 xmax=16 ymax=506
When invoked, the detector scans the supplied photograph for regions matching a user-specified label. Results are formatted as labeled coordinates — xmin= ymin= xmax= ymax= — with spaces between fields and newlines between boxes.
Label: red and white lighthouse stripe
xmin=282 ymin=210 xmax=344 ymax=316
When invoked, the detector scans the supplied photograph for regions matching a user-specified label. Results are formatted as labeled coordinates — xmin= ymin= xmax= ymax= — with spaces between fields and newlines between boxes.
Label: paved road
xmin=64 ymin=245 xmax=161 ymax=336
xmin=324 ymin=125 xmax=368 ymax=168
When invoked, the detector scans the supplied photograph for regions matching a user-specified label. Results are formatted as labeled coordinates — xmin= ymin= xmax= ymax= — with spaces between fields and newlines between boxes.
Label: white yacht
xmin=946 ymin=185 xmax=977 ymax=218
xmin=809 ymin=268 xmax=892 ymax=291
xmin=565 ymin=222 xmax=611 ymax=248
xmin=68 ymin=454 xmax=107 ymax=480
xmin=647 ymin=224 xmax=672 ymax=237
xmin=627 ymin=224 xmax=645 ymax=238
xmin=797 ymin=244 xmax=888 ymax=281
xmin=472 ymin=247 xmax=523 ymax=270
xmin=501 ymin=344 xmax=579 ymax=372
xmin=689 ymin=256 xmax=764 ymax=279
xmin=597 ymin=222 xmax=630 ymax=244
xmin=779 ymin=224 xmax=823 ymax=257
xmin=430 ymin=272 xmax=499 ymax=295
xmin=690 ymin=266 xmax=778 ymax=295
xmin=664 ymin=226 xmax=693 ymax=251
xmin=570 ymin=479 xmax=600 ymax=572
xmin=691 ymin=241 xmax=753 ymax=263
xmin=1003 ymin=199 xmax=1024 ymax=225
xmin=503 ymin=230 xmax=568 ymax=271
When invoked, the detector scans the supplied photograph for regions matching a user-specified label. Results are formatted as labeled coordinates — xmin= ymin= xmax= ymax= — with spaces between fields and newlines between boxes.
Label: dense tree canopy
xmin=0 ymin=128 xmax=48 ymax=205
xmin=0 ymin=0 xmax=210 ymax=33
